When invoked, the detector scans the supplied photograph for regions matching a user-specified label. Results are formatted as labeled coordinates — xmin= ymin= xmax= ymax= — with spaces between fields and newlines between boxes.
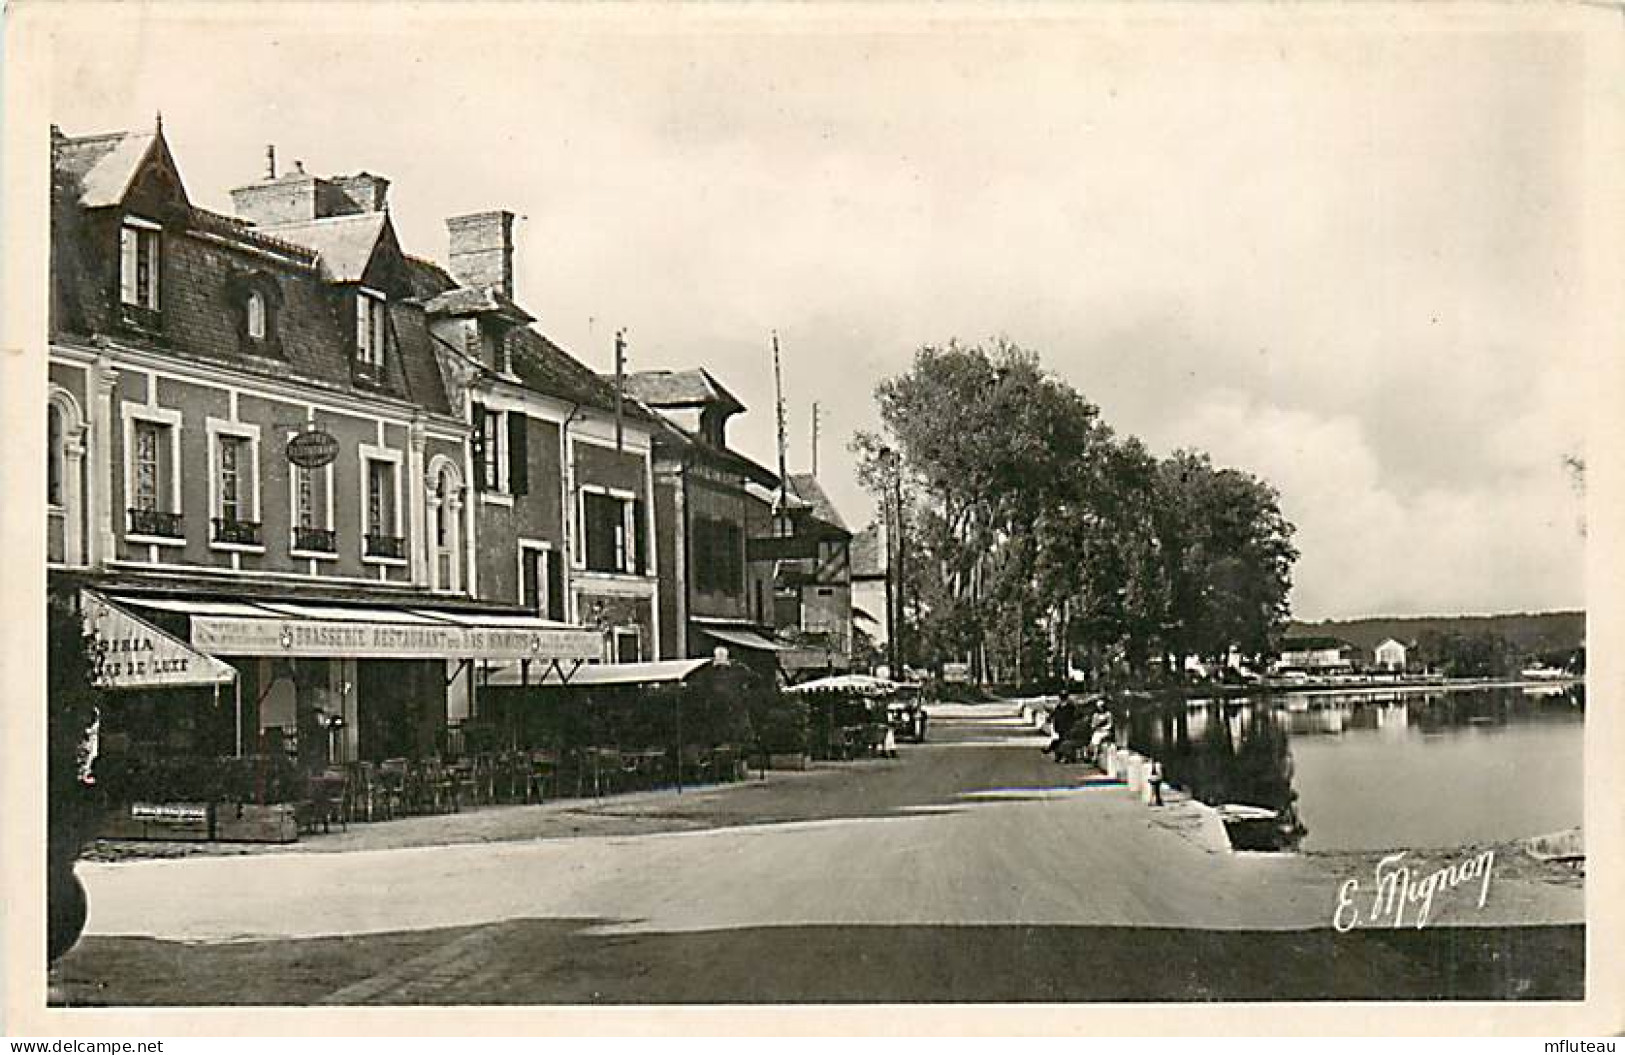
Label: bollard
xmin=1125 ymin=753 xmax=1145 ymax=795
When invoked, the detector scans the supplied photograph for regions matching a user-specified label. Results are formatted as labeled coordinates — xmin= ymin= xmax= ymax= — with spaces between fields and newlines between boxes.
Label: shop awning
xmin=484 ymin=657 xmax=712 ymax=688
xmin=785 ymin=673 xmax=920 ymax=696
xmin=694 ymin=623 xmax=791 ymax=652
xmin=111 ymin=594 xmax=605 ymax=662
xmin=80 ymin=591 xmax=239 ymax=690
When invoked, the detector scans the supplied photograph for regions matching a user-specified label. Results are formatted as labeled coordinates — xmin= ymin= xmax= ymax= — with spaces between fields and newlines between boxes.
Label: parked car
xmin=887 ymin=698 xmax=928 ymax=743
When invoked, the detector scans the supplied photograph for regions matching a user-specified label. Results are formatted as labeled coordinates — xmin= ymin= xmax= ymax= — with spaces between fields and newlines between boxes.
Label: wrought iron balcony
xmin=211 ymin=517 xmax=263 ymax=546
xmin=127 ymin=508 xmax=183 ymax=539
xmin=365 ymin=532 xmax=405 ymax=559
xmin=293 ymin=525 xmax=337 ymax=553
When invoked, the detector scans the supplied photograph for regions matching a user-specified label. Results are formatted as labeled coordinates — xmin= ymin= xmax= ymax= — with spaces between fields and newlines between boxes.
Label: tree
xmin=855 ymin=339 xmax=1111 ymax=681
xmin=855 ymin=339 xmax=1298 ymax=688
xmin=1153 ymin=452 xmax=1297 ymax=676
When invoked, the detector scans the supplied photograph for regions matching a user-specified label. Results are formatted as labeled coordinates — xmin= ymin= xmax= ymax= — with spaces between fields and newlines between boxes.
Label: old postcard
xmin=2 ymin=0 xmax=1621 ymax=1037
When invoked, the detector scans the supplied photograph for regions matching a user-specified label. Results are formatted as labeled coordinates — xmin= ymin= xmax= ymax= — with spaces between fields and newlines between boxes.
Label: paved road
xmin=57 ymin=702 xmax=1584 ymax=1003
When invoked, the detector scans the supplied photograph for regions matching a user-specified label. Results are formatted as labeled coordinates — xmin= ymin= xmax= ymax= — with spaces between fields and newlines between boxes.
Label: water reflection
xmin=1124 ymin=684 xmax=1584 ymax=852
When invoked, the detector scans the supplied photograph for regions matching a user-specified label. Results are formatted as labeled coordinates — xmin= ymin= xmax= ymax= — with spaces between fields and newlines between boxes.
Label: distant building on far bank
xmin=1276 ymin=636 xmax=1356 ymax=674
xmin=1373 ymin=637 xmax=1408 ymax=672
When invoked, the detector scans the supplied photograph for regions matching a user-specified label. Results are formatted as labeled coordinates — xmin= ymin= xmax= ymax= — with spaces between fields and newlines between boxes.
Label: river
xmin=1122 ymin=684 xmax=1584 ymax=852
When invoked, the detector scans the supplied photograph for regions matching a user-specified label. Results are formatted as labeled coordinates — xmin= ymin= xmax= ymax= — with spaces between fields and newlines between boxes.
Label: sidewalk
xmin=79 ymin=761 xmax=878 ymax=862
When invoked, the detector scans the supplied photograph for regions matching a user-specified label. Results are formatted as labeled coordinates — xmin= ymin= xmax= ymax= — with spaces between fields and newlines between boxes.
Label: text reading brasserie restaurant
xmin=76 ymin=587 xmax=607 ymax=835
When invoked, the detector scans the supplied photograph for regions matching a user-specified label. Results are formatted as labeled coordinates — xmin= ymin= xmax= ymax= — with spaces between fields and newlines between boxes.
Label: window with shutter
xmin=521 ymin=548 xmax=541 ymax=611
xmin=120 ymin=221 xmax=160 ymax=311
xmin=545 ymin=550 xmax=565 ymax=620
xmin=355 ymin=290 xmax=385 ymax=368
xmin=632 ymin=498 xmax=646 ymax=574
xmin=120 ymin=226 xmax=139 ymax=305
xmin=471 ymin=403 xmax=487 ymax=490
xmin=507 ymin=412 xmax=528 ymax=495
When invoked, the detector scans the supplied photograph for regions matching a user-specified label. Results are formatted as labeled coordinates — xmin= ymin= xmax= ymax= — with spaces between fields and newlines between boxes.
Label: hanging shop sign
xmin=285 ymin=428 xmax=341 ymax=469
xmin=80 ymin=592 xmax=238 ymax=690
xmin=189 ymin=615 xmax=606 ymax=662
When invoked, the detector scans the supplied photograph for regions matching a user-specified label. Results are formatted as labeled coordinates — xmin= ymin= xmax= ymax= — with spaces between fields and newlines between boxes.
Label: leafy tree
xmin=1153 ymin=452 xmax=1296 ymax=676
xmin=854 ymin=339 xmax=1297 ymax=687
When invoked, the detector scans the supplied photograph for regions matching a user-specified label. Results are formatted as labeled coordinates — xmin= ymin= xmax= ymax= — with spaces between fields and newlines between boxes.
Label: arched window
xmin=46 ymin=403 xmax=63 ymax=506
xmin=246 ymin=291 xmax=266 ymax=340
xmin=47 ymin=386 xmax=87 ymax=566
xmin=426 ymin=455 xmax=464 ymax=592
xmin=435 ymin=472 xmax=450 ymax=548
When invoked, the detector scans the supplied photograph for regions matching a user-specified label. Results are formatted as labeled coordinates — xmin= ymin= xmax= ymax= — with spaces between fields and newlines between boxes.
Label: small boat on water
xmin=1521 ymin=665 xmax=1571 ymax=681
xmin=1217 ymin=803 xmax=1302 ymax=851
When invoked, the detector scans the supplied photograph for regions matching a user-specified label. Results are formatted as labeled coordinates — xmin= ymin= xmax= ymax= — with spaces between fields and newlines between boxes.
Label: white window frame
xmin=246 ymin=290 xmax=267 ymax=340
xmin=516 ymin=539 xmax=559 ymax=615
xmin=479 ymin=404 xmax=512 ymax=502
xmin=359 ymin=443 xmax=406 ymax=566
xmin=206 ymin=417 xmax=264 ymax=553
xmin=576 ymin=483 xmax=637 ymax=574
xmin=288 ymin=456 xmax=338 ymax=561
xmin=120 ymin=216 xmax=161 ymax=311
xmin=46 ymin=402 xmax=65 ymax=510
xmin=426 ymin=455 xmax=465 ymax=592
xmin=121 ymin=403 xmax=184 ymax=547
xmin=355 ymin=288 xmax=387 ymax=368
xmin=46 ymin=386 xmax=88 ymax=568
xmin=612 ymin=625 xmax=642 ymax=663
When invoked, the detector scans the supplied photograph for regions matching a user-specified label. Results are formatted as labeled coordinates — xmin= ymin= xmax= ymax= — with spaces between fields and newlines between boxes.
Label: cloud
xmin=1161 ymin=391 xmax=1584 ymax=618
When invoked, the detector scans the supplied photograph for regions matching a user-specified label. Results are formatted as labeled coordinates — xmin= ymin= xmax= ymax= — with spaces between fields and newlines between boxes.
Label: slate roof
xmin=56 ymin=130 xmax=164 ymax=208
xmin=636 ymin=404 xmax=780 ymax=487
xmin=403 ymin=255 xmax=460 ymax=300
xmin=389 ymin=300 xmax=453 ymax=415
xmin=422 ymin=284 xmax=534 ymax=324
xmin=787 ymin=474 xmax=850 ymax=534
xmin=50 ymin=126 xmax=452 ymax=417
xmin=259 ymin=212 xmax=389 ymax=282
xmin=507 ymin=326 xmax=654 ymax=423
xmin=622 ymin=368 xmax=745 ymax=414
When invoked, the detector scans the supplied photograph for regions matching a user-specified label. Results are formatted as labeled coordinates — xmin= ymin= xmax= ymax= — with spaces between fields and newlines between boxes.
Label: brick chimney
xmin=446 ymin=211 xmax=515 ymax=297
xmin=231 ymin=169 xmax=323 ymax=226
xmin=329 ymin=173 xmax=391 ymax=214
xmin=231 ymin=158 xmax=391 ymax=226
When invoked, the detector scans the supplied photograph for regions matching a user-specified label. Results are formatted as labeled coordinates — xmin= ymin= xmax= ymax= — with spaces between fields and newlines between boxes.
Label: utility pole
xmin=613 ymin=328 xmax=626 ymax=452
xmin=892 ymin=458 xmax=906 ymax=675
xmin=772 ymin=331 xmax=788 ymax=510
xmin=810 ymin=402 xmax=821 ymax=479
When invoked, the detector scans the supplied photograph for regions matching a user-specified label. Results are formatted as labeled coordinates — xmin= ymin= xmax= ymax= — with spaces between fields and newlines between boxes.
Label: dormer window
xmin=246 ymin=291 xmax=266 ymax=340
xmin=227 ymin=270 xmax=282 ymax=354
xmin=119 ymin=218 xmax=161 ymax=313
xmin=355 ymin=288 xmax=387 ymax=368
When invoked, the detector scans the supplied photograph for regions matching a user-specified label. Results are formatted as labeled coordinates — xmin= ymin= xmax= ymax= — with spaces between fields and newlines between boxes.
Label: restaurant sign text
xmin=190 ymin=615 xmax=605 ymax=662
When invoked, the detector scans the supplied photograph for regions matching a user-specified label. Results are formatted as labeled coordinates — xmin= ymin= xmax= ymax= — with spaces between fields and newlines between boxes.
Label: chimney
xmin=446 ymin=211 xmax=515 ymax=298
xmin=265 ymin=145 xmax=277 ymax=180
xmin=330 ymin=173 xmax=390 ymax=214
xmin=231 ymin=168 xmax=320 ymax=226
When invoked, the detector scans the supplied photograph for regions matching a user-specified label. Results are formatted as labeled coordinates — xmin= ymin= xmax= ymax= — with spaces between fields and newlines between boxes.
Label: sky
xmin=28 ymin=5 xmax=1591 ymax=620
